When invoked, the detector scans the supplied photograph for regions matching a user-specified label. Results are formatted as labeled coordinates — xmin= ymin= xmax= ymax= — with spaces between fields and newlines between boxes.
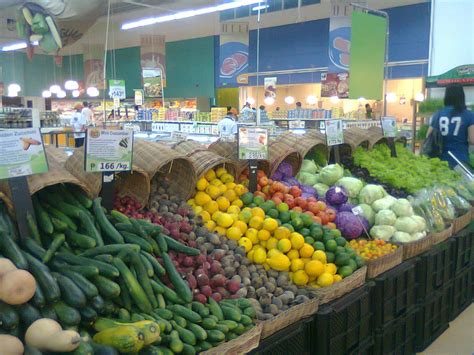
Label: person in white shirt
xmin=240 ymin=102 xmax=254 ymax=122
xmin=218 ymin=108 xmax=238 ymax=138
xmin=81 ymin=101 xmax=94 ymax=124
xmin=71 ymin=103 xmax=87 ymax=147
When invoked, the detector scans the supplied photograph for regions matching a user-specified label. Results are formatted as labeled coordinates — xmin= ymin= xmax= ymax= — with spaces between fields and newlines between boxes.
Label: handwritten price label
xmin=97 ymin=162 xmax=130 ymax=171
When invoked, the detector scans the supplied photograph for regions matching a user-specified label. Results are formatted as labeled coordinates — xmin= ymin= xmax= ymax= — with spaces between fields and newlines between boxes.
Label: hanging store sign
xmin=325 ymin=119 xmax=344 ymax=146
xmin=238 ymin=127 xmax=268 ymax=160
xmin=264 ymin=77 xmax=277 ymax=99
xmin=109 ymin=79 xmax=126 ymax=99
xmin=219 ymin=22 xmax=249 ymax=86
xmin=426 ymin=64 xmax=474 ymax=88
xmin=85 ymin=129 xmax=133 ymax=172
xmin=134 ymin=89 xmax=144 ymax=106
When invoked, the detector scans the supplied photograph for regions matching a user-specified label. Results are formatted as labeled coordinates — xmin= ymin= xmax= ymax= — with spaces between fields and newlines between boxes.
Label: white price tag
xmin=325 ymin=120 xmax=344 ymax=146
xmin=238 ymin=127 xmax=268 ymax=160
xmin=381 ymin=117 xmax=397 ymax=138
xmin=352 ymin=206 xmax=363 ymax=215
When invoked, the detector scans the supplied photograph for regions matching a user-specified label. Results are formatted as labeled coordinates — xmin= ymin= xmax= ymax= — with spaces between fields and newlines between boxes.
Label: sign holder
xmin=238 ymin=127 xmax=269 ymax=193
xmin=100 ymin=172 xmax=115 ymax=210
xmin=380 ymin=117 xmax=398 ymax=157
xmin=325 ymin=119 xmax=344 ymax=164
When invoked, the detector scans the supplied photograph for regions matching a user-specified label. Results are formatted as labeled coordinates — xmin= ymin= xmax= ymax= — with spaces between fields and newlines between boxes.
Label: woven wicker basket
xmin=432 ymin=224 xmax=453 ymax=245
xmin=307 ymin=266 xmax=367 ymax=305
xmin=260 ymin=298 xmax=319 ymax=339
xmin=172 ymin=140 xmax=208 ymax=155
xmin=132 ymin=140 xmax=196 ymax=200
xmin=64 ymin=147 xmax=102 ymax=197
xmin=268 ymin=141 xmax=302 ymax=177
xmin=114 ymin=165 xmax=151 ymax=207
xmin=277 ymin=131 xmax=328 ymax=161
xmin=201 ymin=323 xmax=262 ymax=355
xmin=453 ymin=210 xmax=472 ymax=234
xmin=401 ymin=233 xmax=433 ymax=260
xmin=343 ymin=127 xmax=370 ymax=152
xmin=365 ymin=245 xmax=403 ymax=279
xmin=0 ymin=192 xmax=15 ymax=219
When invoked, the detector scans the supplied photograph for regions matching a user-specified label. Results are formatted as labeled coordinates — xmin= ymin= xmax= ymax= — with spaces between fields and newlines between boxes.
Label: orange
xmin=251 ymin=207 xmax=265 ymax=219
xmin=299 ymin=244 xmax=315 ymax=258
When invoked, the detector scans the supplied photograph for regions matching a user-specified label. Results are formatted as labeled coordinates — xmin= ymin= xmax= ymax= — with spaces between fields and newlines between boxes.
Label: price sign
xmin=238 ymin=127 xmax=268 ymax=160
xmin=85 ymin=129 xmax=133 ymax=172
xmin=109 ymin=80 xmax=126 ymax=99
xmin=352 ymin=206 xmax=363 ymax=215
xmin=325 ymin=119 xmax=344 ymax=146
xmin=171 ymin=131 xmax=188 ymax=141
xmin=289 ymin=120 xmax=305 ymax=129
xmin=134 ymin=89 xmax=144 ymax=106
xmin=0 ymin=128 xmax=48 ymax=179
xmin=381 ymin=117 xmax=397 ymax=137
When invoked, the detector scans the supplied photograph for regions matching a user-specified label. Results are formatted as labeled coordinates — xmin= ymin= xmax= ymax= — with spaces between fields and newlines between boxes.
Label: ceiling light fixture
xmin=50 ymin=85 xmax=61 ymax=94
xmin=57 ymin=90 xmax=67 ymax=98
xmin=87 ymin=87 xmax=99 ymax=97
xmin=252 ymin=5 xmax=269 ymax=11
xmin=306 ymin=95 xmax=317 ymax=105
xmin=415 ymin=92 xmax=425 ymax=102
xmin=65 ymin=80 xmax=79 ymax=91
xmin=7 ymin=90 xmax=18 ymax=97
xmin=330 ymin=96 xmax=340 ymax=104
xmin=2 ymin=41 xmax=39 ymax=51
xmin=386 ymin=92 xmax=397 ymax=103
xmin=246 ymin=97 xmax=255 ymax=105
xmin=42 ymin=90 xmax=52 ymax=98
xmin=122 ymin=0 xmax=263 ymax=30
xmin=8 ymin=83 xmax=21 ymax=93
xmin=284 ymin=96 xmax=295 ymax=105
xmin=72 ymin=90 xmax=80 ymax=98
xmin=264 ymin=97 xmax=275 ymax=105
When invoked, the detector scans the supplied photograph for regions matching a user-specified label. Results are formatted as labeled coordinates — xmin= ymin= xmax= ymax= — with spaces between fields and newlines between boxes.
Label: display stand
xmin=325 ymin=120 xmax=344 ymax=163
xmin=381 ymin=117 xmax=398 ymax=157
xmin=238 ymin=127 xmax=269 ymax=193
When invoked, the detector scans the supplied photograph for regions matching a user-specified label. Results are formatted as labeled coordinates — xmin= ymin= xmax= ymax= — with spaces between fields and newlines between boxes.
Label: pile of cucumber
xmin=0 ymin=184 xmax=257 ymax=354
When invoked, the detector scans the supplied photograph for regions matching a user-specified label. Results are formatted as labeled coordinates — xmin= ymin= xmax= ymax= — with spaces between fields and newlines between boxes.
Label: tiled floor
xmin=420 ymin=303 xmax=474 ymax=355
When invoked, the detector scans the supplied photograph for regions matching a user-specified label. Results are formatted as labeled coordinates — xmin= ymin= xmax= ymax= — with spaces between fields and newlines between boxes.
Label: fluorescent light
xmin=8 ymin=83 xmax=21 ymax=93
xmin=2 ymin=41 xmax=39 ymax=51
xmin=122 ymin=0 xmax=262 ymax=30
xmin=252 ymin=5 xmax=269 ymax=11
xmin=65 ymin=80 xmax=79 ymax=90
xmin=72 ymin=90 xmax=80 ymax=98
xmin=42 ymin=90 xmax=51 ymax=98
xmin=284 ymin=96 xmax=295 ymax=105
xmin=264 ymin=97 xmax=275 ymax=105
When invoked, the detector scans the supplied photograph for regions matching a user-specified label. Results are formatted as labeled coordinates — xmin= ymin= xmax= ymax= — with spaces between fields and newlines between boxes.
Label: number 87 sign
xmin=85 ymin=129 xmax=134 ymax=172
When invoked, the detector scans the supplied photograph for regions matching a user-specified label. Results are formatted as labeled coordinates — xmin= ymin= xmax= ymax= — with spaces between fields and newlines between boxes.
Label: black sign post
xmin=8 ymin=176 xmax=35 ymax=242
xmin=248 ymin=160 xmax=258 ymax=193
xmin=100 ymin=172 xmax=115 ymax=211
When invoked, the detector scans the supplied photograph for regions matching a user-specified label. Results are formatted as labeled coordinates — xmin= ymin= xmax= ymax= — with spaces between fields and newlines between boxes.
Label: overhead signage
xmin=134 ymin=89 xmax=144 ymax=106
xmin=0 ymin=128 xmax=48 ymax=179
xmin=85 ymin=129 xmax=133 ymax=172
xmin=325 ymin=119 xmax=344 ymax=146
xmin=108 ymin=79 xmax=126 ymax=99
xmin=238 ymin=127 xmax=268 ymax=160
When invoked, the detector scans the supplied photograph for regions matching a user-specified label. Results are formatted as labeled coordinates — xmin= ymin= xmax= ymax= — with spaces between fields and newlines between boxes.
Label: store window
xmin=267 ymin=0 xmax=283 ymax=13
xmin=235 ymin=5 xmax=251 ymax=18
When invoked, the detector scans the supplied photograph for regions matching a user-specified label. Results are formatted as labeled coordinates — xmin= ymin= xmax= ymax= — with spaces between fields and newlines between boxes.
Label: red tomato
xmin=295 ymin=197 xmax=308 ymax=209
xmin=313 ymin=216 xmax=322 ymax=224
xmin=326 ymin=208 xmax=337 ymax=222
xmin=272 ymin=196 xmax=283 ymax=205
xmin=318 ymin=212 xmax=329 ymax=225
xmin=286 ymin=198 xmax=296 ymax=209
xmin=292 ymin=206 xmax=303 ymax=213
xmin=307 ymin=202 xmax=320 ymax=214
xmin=284 ymin=194 xmax=294 ymax=202
xmin=273 ymin=192 xmax=285 ymax=201
xmin=316 ymin=201 xmax=327 ymax=211
xmin=289 ymin=186 xmax=302 ymax=198
xmin=259 ymin=176 xmax=269 ymax=187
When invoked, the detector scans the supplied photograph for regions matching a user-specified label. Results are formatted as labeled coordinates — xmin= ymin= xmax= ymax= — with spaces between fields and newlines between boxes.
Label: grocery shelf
xmin=451 ymin=267 xmax=472 ymax=321
xmin=453 ymin=226 xmax=474 ymax=273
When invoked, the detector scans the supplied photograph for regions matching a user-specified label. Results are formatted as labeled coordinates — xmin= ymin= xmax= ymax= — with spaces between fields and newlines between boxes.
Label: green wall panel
xmin=216 ymin=88 xmax=239 ymax=109
xmin=105 ymin=46 xmax=142 ymax=98
xmin=165 ymin=36 xmax=215 ymax=99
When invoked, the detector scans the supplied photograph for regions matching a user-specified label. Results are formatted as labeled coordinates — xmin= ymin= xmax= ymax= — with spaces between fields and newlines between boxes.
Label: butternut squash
xmin=0 ymin=269 xmax=36 ymax=305
xmin=0 ymin=258 xmax=16 ymax=276
xmin=25 ymin=318 xmax=81 ymax=352
xmin=0 ymin=334 xmax=24 ymax=355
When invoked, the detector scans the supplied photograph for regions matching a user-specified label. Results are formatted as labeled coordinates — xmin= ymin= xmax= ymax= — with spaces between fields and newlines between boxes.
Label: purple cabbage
xmin=277 ymin=161 xmax=293 ymax=178
xmin=338 ymin=203 xmax=355 ymax=213
xmin=334 ymin=211 xmax=365 ymax=239
xmin=272 ymin=170 xmax=283 ymax=181
xmin=301 ymin=185 xmax=317 ymax=197
xmin=301 ymin=193 xmax=314 ymax=199
xmin=325 ymin=186 xmax=348 ymax=206
xmin=284 ymin=177 xmax=300 ymax=187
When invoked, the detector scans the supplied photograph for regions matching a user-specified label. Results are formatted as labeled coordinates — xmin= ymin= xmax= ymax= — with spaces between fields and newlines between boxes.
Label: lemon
xmin=227 ymin=205 xmax=240 ymax=214
xmin=193 ymin=206 xmax=203 ymax=214
xmin=257 ymin=229 xmax=270 ymax=241
xmin=263 ymin=263 xmax=270 ymax=271
xmin=287 ymin=249 xmax=300 ymax=260
xmin=249 ymin=216 xmax=264 ymax=230
xmin=214 ymin=226 xmax=227 ymax=235
xmin=230 ymin=213 xmax=239 ymax=222
xmin=267 ymin=253 xmax=290 ymax=271
xmin=251 ymin=207 xmax=265 ymax=219
xmin=205 ymin=220 xmax=216 ymax=231
xmin=305 ymin=260 xmax=324 ymax=277
xmin=301 ymin=258 xmax=311 ymax=265
xmin=290 ymin=232 xmax=305 ymax=250
xmin=267 ymin=248 xmax=282 ymax=258
xmin=312 ymin=250 xmax=327 ymax=264
xmin=226 ymin=226 xmax=243 ymax=240
xmin=309 ymin=281 xmax=320 ymax=288
xmin=210 ymin=178 xmax=223 ymax=186
xmin=274 ymin=226 xmax=291 ymax=240
xmin=325 ymin=263 xmax=337 ymax=275
xmin=204 ymin=169 xmax=216 ymax=181
xmin=220 ymin=173 xmax=234 ymax=184
xmin=234 ymin=184 xmax=248 ymax=196
xmin=196 ymin=177 xmax=209 ymax=191
xmin=232 ymin=199 xmax=243 ymax=208
xmin=247 ymin=250 xmax=255 ymax=262
xmin=293 ymin=270 xmax=309 ymax=286
xmin=291 ymin=259 xmax=305 ymax=272
xmin=204 ymin=200 xmax=219 ymax=214
xmin=233 ymin=220 xmax=248 ymax=234
xmin=253 ymin=248 xmax=267 ymax=264
xmin=199 ymin=211 xmax=211 ymax=222
xmin=246 ymin=228 xmax=259 ymax=244
xmin=266 ymin=237 xmax=278 ymax=250
xmin=194 ymin=192 xmax=211 ymax=206
xmin=239 ymin=237 xmax=252 ymax=252
xmin=215 ymin=166 xmax=227 ymax=178
xmin=216 ymin=213 xmax=234 ymax=228
xmin=277 ymin=239 xmax=292 ymax=253
xmin=259 ymin=240 xmax=267 ymax=248
xmin=299 ymin=243 xmax=315 ymax=258
xmin=187 ymin=198 xmax=196 ymax=206
xmin=212 ymin=211 xmax=222 ymax=222
xmin=223 ymin=189 xmax=237 ymax=202
xmin=239 ymin=210 xmax=252 ymax=223
xmin=333 ymin=274 xmax=343 ymax=282
xmin=218 ymin=184 xmax=227 ymax=194
xmin=262 ymin=218 xmax=278 ymax=232
xmin=226 ymin=182 xmax=236 ymax=190
xmin=317 ymin=272 xmax=334 ymax=287
xmin=216 ymin=196 xmax=230 ymax=211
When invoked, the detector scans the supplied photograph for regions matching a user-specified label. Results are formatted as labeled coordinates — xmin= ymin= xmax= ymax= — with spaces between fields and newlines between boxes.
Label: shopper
xmin=365 ymin=103 xmax=373 ymax=119
xmin=240 ymin=102 xmax=254 ymax=122
xmin=426 ymin=84 xmax=474 ymax=168
xmin=71 ymin=103 xmax=86 ymax=147
xmin=218 ymin=108 xmax=238 ymax=138
xmin=258 ymin=105 xmax=273 ymax=125
xmin=81 ymin=101 xmax=94 ymax=123
xmin=295 ymin=101 xmax=303 ymax=119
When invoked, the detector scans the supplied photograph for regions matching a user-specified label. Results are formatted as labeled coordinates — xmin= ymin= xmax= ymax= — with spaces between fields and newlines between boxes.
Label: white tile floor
xmin=419 ymin=303 xmax=474 ymax=355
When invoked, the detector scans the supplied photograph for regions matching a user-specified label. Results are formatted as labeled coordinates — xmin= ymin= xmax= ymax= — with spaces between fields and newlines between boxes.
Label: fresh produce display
xmin=0 ymin=186 xmax=258 ymax=354
xmin=348 ymin=239 xmax=398 ymax=260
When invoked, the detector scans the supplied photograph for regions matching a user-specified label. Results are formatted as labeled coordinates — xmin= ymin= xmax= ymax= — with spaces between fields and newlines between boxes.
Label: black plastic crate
xmin=371 ymin=259 xmax=417 ymax=329
xmin=453 ymin=227 xmax=474 ymax=273
xmin=250 ymin=319 xmax=311 ymax=355
xmin=372 ymin=306 xmax=417 ymax=355
xmin=308 ymin=282 xmax=374 ymax=355
xmin=416 ymin=239 xmax=455 ymax=302
xmin=451 ymin=267 xmax=472 ymax=321
xmin=415 ymin=282 xmax=452 ymax=352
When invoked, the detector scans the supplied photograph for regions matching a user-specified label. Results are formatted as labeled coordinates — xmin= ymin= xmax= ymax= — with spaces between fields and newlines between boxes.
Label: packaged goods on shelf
xmin=211 ymin=107 xmax=228 ymax=122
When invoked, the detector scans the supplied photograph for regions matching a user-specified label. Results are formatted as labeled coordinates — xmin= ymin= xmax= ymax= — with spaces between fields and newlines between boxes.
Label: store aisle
xmin=420 ymin=304 xmax=474 ymax=355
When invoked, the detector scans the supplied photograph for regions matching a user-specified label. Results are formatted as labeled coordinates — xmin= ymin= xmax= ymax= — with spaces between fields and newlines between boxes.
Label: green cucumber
xmin=186 ymin=322 xmax=207 ymax=341
xmin=142 ymin=251 xmax=165 ymax=276
xmin=80 ymin=244 xmax=140 ymax=258
xmin=90 ymin=295 xmax=106 ymax=314
xmin=218 ymin=320 xmax=238 ymax=331
xmin=65 ymin=229 xmax=96 ymax=249
xmin=93 ymin=198 xmax=124 ymax=244
xmin=31 ymin=285 xmax=46 ymax=309
xmin=0 ymin=301 xmax=20 ymax=330
xmin=94 ymin=254 xmax=113 ymax=263
xmin=91 ymin=275 xmax=121 ymax=299
xmin=233 ymin=323 xmax=246 ymax=335
xmin=33 ymin=196 xmax=53 ymax=234
xmin=162 ymin=253 xmax=192 ymax=303
xmin=60 ymin=270 xmax=99 ymax=299
xmin=199 ymin=341 xmax=213 ymax=351
xmin=47 ymin=205 xmax=78 ymax=231
xmin=191 ymin=301 xmax=206 ymax=314
xmin=50 ymin=259 xmax=99 ymax=277
xmin=77 ymin=210 xmax=104 ymax=247
xmin=52 ymin=272 xmax=87 ymax=308
xmin=26 ymin=212 xmax=42 ymax=245
xmin=206 ymin=330 xmax=225 ymax=343
xmin=41 ymin=305 xmax=57 ymax=321
xmin=154 ymin=308 xmax=173 ymax=320
xmin=23 ymin=252 xmax=60 ymax=302
xmin=51 ymin=217 xmax=68 ymax=232
xmin=16 ymin=303 xmax=41 ymax=328
xmin=114 ymin=223 xmax=136 ymax=233
xmin=139 ymin=252 xmax=154 ymax=277
xmin=240 ymin=314 xmax=253 ymax=326
xmin=155 ymin=233 xmax=168 ymax=253
xmin=171 ymin=320 xmax=196 ymax=345
xmin=117 ymin=277 xmax=132 ymax=310
xmin=198 ymin=307 xmax=210 ymax=318
xmin=169 ymin=330 xmax=184 ymax=353
xmin=118 ymin=308 xmax=130 ymax=322
xmin=43 ymin=233 xmax=65 ymax=263
xmin=53 ymin=301 xmax=81 ymax=326
xmin=0 ymin=231 xmax=28 ymax=269
xmin=243 ymin=306 xmax=256 ymax=318
xmin=23 ymin=238 xmax=47 ymax=260
xmin=120 ymin=231 xmax=153 ymax=253
xmin=152 ymin=278 xmax=185 ymax=304
xmin=90 ymin=342 xmax=119 ymax=355
xmin=168 ymin=304 xmax=201 ymax=323
xmin=71 ymin=186 xmax=93 ymax=209
xmin=215 ymin=323 xmax=229 ymax=333
xmin=201 ymin=317 xmax=217 ymax=330
xmin=221 ymin=305 xmax=242 ymax=322
xmin=207 ymin=297 xmax=224 ymax=321
xmin=110 ymin=210 xmax=131 ymax=224
xmin=129 ymin=251 xmax=157 ymax=308
xmin=162 ymin=235 xmax=200 ymax=256
xmin=173 ymin=314 xmax=187 ymax=327
xmin=156 ymin=293 xmax=166 ymax=309
xmin=55 ymin=252 xmax=119 ymax=278
xmin=80 ymin=306 xmax=98 ymax=326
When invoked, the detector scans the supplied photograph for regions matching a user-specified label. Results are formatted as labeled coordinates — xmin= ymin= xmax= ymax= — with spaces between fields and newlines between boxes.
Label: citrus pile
xmin=187 ymin=167 xmax=249 ymax=234
xmin=349 ymin=239 xmax=398 ymax=260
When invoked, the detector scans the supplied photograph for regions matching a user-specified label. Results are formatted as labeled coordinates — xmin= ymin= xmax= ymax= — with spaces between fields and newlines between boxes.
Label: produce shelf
xmin=308 ymin=283 xmax=374 ymax=355
xmin=452 ymin=226 xmax=474 ymax=273
xmin=371 ymin=259 xmax=417 ymax=329
xmin=450 ymin=266 xmax=473 ymax=321
xmin=415 ymin=238 xmax=455 ymax=302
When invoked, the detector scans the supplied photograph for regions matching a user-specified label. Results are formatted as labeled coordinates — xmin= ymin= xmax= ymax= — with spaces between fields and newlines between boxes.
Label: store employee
xmin=71 ymin=103 xmax=87 ymax=147
xmin=218 ymin=108 xmax=238 ymax=138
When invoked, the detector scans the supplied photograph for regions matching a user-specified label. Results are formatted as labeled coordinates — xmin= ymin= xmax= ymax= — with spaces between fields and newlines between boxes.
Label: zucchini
xmin=23 ymin=252 xmax=60 ymax=302
xmin=16 ymin=303 xmax=41 ymax=328
xmin=168 ymin=305 xmax=201 ymax=323
xmin=52 ymin=272 xmax=87 ymax=308
xmin=120 ymin=231 xmax=153 ymax=253
xmin=32 ymin=196 xmax=53 ymax=234
xmin=50 ymin=217 xmax=68 ymax=232
xmin=43 ymin=233 xmax=65 ymax=263
xmin=163 ymin=235 xmax=200 ymax=256
xmin=41 ymin=305 xmax=57 ymax=321
xmin=0 ymin=301 xmax=20 ymax=330
xmin=112 ymin=258 xmax=152 ymax=313
xmin=65 ymin=229 xmax=97 ymax=249
xmin=60 ymin=270 xmax=99 ymax=299
xmin=26 ymin=212 xmax=42 ymax=245
xmin=80 ymin=244 xmax=140 ymax=258
xmin=55 ymin=252 xmax=119 ymax=278
xmin=23 ymin=238 xmax=46 ymax=261
xmin=31 ymin=285 xmax=46 ymax=309
xmin=93 ymin=198 xmax=124 ymax=244
xmin=142 ymin=251 xmax=165 ymax=276
xmin=92 ymin=275 xmax=121 ymax=299
xmin=161 ymin=253 xmax=192 ymax=303
xmin=53 ymin=300 xmax=81 ymax=326
xmin=0 ymin=231 xmax=28 ymax=269
xmin=129 ymin=251 xmax=157 ymax=309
